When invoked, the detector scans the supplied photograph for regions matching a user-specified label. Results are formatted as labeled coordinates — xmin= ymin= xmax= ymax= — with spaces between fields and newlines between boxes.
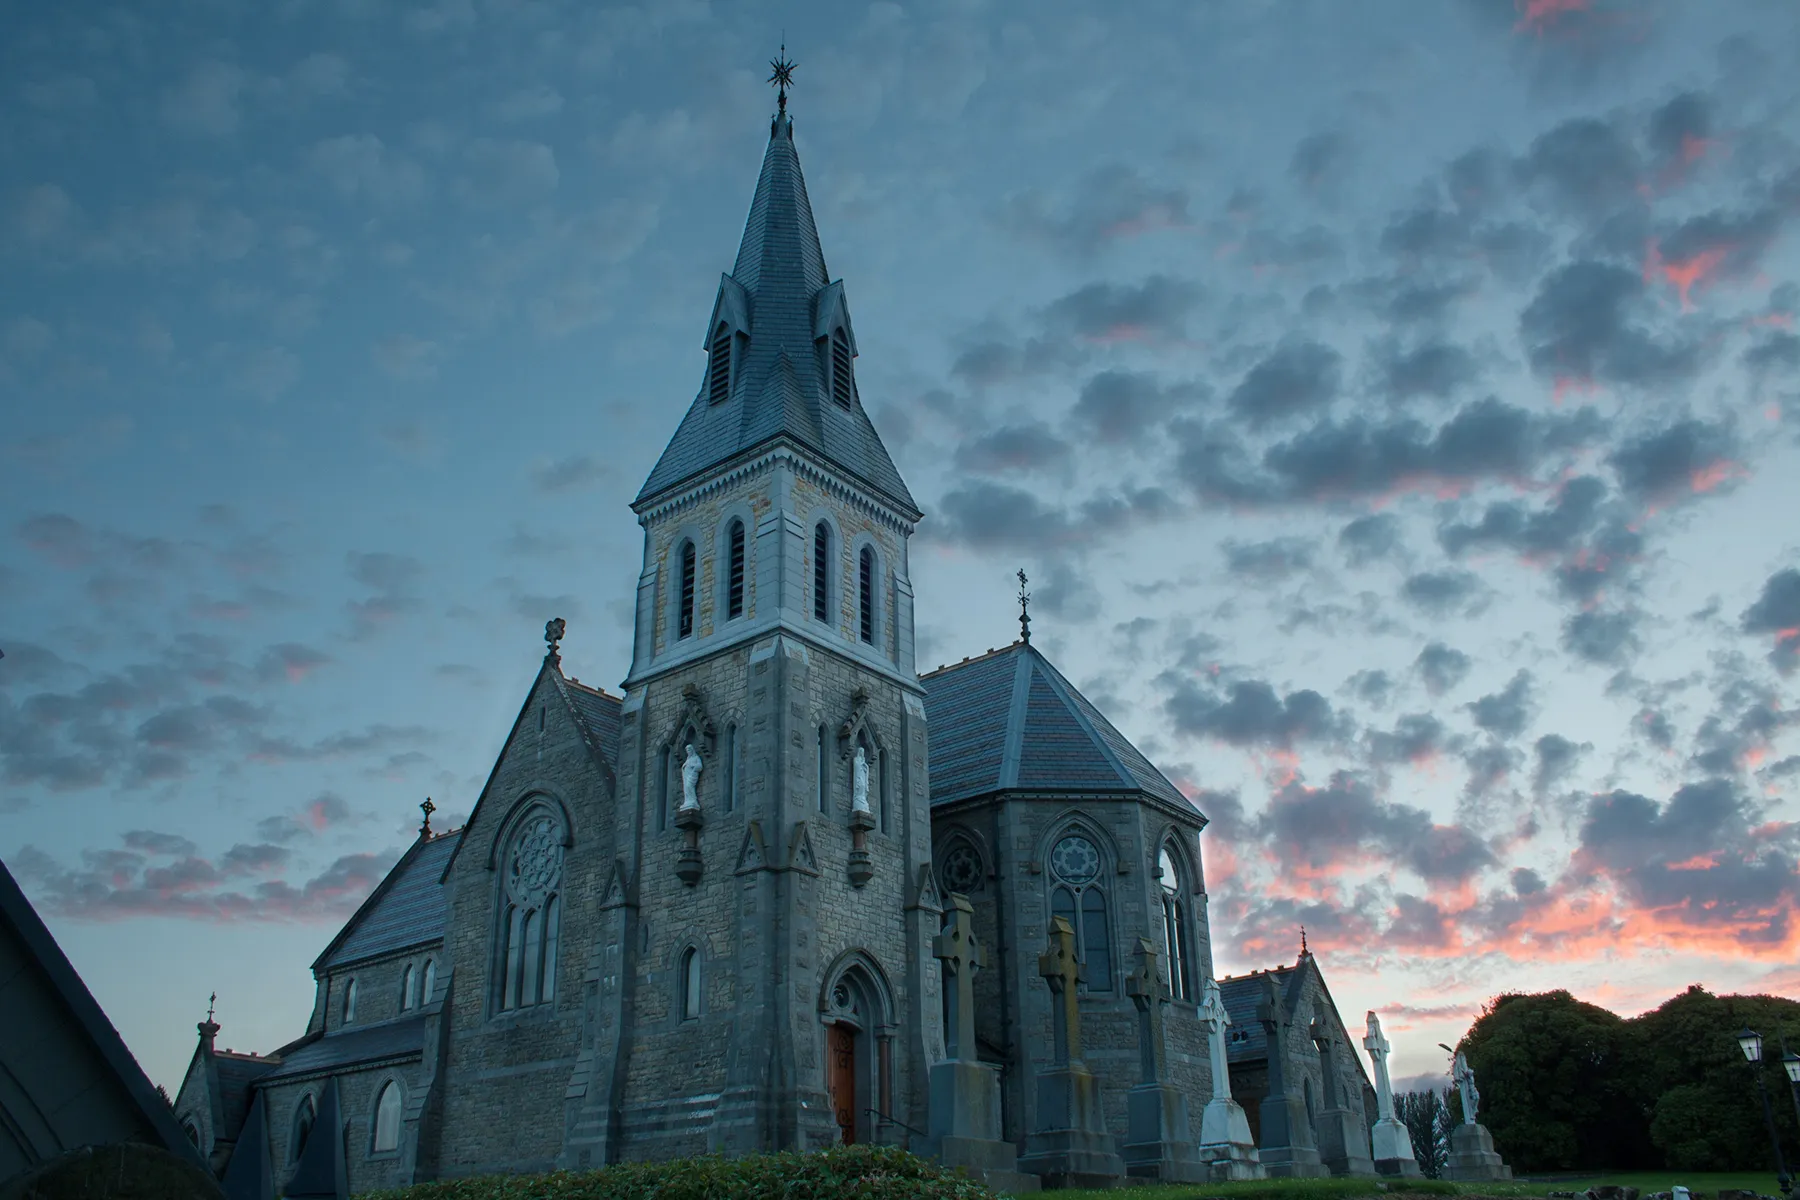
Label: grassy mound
xmin=362 ymin=1145 xmax=1004 ymax=1200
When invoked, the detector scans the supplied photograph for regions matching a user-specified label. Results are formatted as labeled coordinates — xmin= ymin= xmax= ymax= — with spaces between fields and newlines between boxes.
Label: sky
xmin=2 ymin=0 xmax=1798 ymax=1099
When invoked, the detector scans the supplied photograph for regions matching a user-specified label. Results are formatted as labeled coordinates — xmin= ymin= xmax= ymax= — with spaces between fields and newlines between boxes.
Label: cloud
xmin=1069 ymin=370 xmax=1197 ymax=445
xmin=1519 ymin=261 xmax=1705 ymax=395
xmin=1371 ymin=338 xmax=1481 ymax=402
xmin=931 ymin=480 xmax=1182 ymax=555
xmin=255 ymin=643 xmax=330 ymax=684
xmin=1416 ymin=641 xmax=1472 ymax=696
xmin=1222 ymin=537 xmax=1315 ymax=582
xmin=1165 ymin=677 xmax=1349 ymax=749
xmin=458 ymin=139 xmax=559 ymax=208
xmin=491 ymin=84 xmax=564 ymax=123
xmin=1042 ymin=275 xmax=1202 ymax=344
xmin=1004 ymin=163 xmax=1190 ymax=252
xmin=1401 ymin=569 xmax=1485 ymax=617
xmin=1532 ymin=732 xmax=1588 ymax=792
xmin=1227 ymin=340 xmax=1342 ymax=429
xmin=1741 ymin=567 xmax=1800 ymax=672
xmin=373 ymin=334 xmax=442 ymax=379
xmin=1561 ymin=607 xmax=1640 ymax=665
xmin=952 ymin=422 xmax=1073 ymax=477
xmin=1257 ymin=771 xmax=1496 ymax=883
xmin=530 ymin=455 xmax=610 ymax=492
xmin=1516 ymin=117 xmax=1642 ymax=214
xmin=1366 ymin=713 xmax=1448 ymax=768
xmin=1338 ymin=514 xmax=1404 ymax=567
xmin=1606 ymin=416 xmax=1741 ymax=503
xmin=160 ymin=61 xmax=246 ymax=137
xmin=1291 ymin=131 xmax=1352 ymax=194
xmin=1466 ymin=671 xmax=1534 ymax=739
xmin=345 ymin=551 xmax=424 ymax=638
xmin=309 ymin=134 xmax=427 ymax=206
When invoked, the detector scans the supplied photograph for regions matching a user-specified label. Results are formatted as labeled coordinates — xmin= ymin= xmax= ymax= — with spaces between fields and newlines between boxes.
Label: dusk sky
xmin=3 ymin=0 xmax=1798 ymax=1098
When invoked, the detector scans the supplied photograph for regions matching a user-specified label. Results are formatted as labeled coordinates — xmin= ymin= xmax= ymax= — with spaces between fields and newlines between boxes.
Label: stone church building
xmin=174 ymin=89 xmax=1374 ymax=1193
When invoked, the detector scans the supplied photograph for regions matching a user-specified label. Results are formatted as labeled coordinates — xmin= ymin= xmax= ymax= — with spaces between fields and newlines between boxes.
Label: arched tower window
xmin=817 ymin=724 xmax=830 ymax=813
xmin=1049 ymin=830 xmax=1113 ymax=991
xmin=679 ymin=947 xmax=701 ymax=1020
xmin=400 ymin=964 xmax=416 ymax=1011
xmin=727 ymin=519 xmax=746 ymax=620
xmin=813 ymin=522 xmax=831 ymax=623
xmin=291 ymin=1094 xmax=316 ymax=1164
xmin=1158 ymin=844 xmax=1191 ymax=1001
xmin=677 ymin=540 xmax=697 ymax=640
xmin=877 ymin=745 xmax=889 ymax=833
xmin=342 ymin=977 xmax=358 ymax=1024
xmin=708 ymin=323 xmax=732 ymax=403
xmin=858 ymin=546 xmax=875 ymax=644
xmin=496 ymin=807 xmax=564 ymax=1013
xmin=831 ymin=328 xmax=853 ymax=407
xmin=372 ymin=1080 xmax=403 ymax=1153
xmin=723 ymin=723 xmax=739 ymax=812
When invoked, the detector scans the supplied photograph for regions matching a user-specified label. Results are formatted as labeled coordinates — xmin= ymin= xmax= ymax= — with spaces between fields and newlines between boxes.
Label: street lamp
xmin=1780 ymin=1035 xmax=1800 ymax=1135
xmin=1737 ymin=1028 xmax=1791 ymax=1197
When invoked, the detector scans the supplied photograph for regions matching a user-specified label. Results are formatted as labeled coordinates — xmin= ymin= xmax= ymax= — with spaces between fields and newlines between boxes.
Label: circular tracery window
xmin=940 ymin=843 xmax=983 ymax=894
xmin=1050 ymin=834 xmax=1100 ymax=886
xmin=507 ymin=813 xmax=564 ymax=905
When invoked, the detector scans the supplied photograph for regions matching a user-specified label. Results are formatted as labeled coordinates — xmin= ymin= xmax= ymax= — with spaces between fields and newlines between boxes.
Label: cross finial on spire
xmin=207 ymin=991 xmax=216 ymax=1022
xmin=420 ymin=797 xmax=436 ymax=838
xmin=1017 ymin=568 xmax=1032 ymax=645
xmin=1300 ymin=925 xmax=1309 ymax=957
xmin=545 ymin=616 xmax=566 ymax=665
xmin=769 ymin=43 xmax=796 ymax=115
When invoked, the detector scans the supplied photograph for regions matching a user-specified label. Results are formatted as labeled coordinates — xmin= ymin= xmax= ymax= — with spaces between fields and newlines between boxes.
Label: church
xmin=173 ymin=72 xmax=1378 ymax=1194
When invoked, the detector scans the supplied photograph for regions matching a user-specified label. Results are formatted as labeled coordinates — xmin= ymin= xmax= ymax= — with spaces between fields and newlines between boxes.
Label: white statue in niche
xmin=679 ymin=743 xmax=702 ymax=810
xmin=852 ymin=746 xmax=871 ymax=813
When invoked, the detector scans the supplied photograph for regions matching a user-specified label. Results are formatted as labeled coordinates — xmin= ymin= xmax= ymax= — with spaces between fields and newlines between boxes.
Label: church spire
xmin=634 ymin=52 xmax=917 ymax=519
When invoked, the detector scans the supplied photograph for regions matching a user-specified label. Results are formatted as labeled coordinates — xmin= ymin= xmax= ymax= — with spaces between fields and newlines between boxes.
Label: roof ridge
xmin=563 ymin=676 xmax=619 ymax=700
xmin=1024 ymin=649 xmax=1138 ymax=791
xmin=921 ymin=640 xmax=1024 ymax=680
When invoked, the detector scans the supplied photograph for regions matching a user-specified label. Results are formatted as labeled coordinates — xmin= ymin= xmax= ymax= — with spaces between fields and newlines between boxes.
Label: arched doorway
xmin=818 ymin=951 xmax=896 ymax=1146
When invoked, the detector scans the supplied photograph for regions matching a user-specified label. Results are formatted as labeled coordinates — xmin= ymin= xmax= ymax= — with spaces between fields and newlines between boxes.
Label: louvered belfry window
xmin=831 ymin=329 xmax=852 ymax=407
xmin=858 ymin=546 xmax=875 ymax=644
xmin=813 ymin=522 xmax=830 ymax=622
xmin=678 ymin=541 xmax=696 ymax=639
xmin=727 ymin=519 xmax=746 ymax=619
xmin=709 ymin=325 xmax=732 ymax=403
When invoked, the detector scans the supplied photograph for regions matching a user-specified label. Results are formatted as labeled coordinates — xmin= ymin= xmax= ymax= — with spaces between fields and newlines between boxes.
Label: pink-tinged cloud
xmin=1643 ymin=239 xmax=1730 ymax=312
xmin=1514 ymin=0 xmax=1590 ymax=36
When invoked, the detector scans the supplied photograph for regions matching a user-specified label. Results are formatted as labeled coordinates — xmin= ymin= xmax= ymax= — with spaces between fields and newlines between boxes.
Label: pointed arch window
xmin=422 ymin=958 xmax=437 ymax=1005
xmin=372 ymin=1080 xmax=403 ymax=1153
xmin=708 ymin=324 xmax=733 ymax=404
xmin=858 ymin=546 xmax=875 ymax=644
xmin=679 ymin=947 xmax=701 ymax=1020
xmin=813 ymin=522 xmax=831 ymax=623
xmin=677 ymin=540 xmax=697 ymax=640
xmin=342 ymin=977 xmax=358 ymax=1024
xmin=291 ymin=1094 xmax=316 ymax=1164
xmin=878 ymin=746 xmax=889 ymax=833
xmin=723 ymin=723 xmax=739 ymax=812
xmin=400 ymin=964 xmax=416 ymax=1011
xmin=1049 ymin=831 xmax=1113 ymax=991
xmin=496 ymin=809 xmax=564 ymax=1013
xmin=1158 ymin=845 xmax=1191 ymax=1001
xmin=831 ymin=328 xmax=853 ymax=407
xmin=727 ymin=519 xmax=746 ymax=620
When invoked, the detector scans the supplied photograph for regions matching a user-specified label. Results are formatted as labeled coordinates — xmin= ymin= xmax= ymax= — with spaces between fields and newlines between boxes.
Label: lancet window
xmin=1048 ymin=831 xmax=1113 ymax=991
xmin=496 ymin=807 xmax=563 ymax=1013
xmin=291 ymin=1094 xmax=316 ymax=1163
xmin=1158 ymin=843 xmax=1191 ymax=1001
xmin=679 ymin=947 xmax=701 ymax=1020
xmin=372 ymin=1080 xmax=402 ymax=1153
xmin=723 ymin=723 xmax=739 ymax=812
xmin=858 ymin=546 xmax=875 ymax=644
xmin=813 ymin=522 xmax=831 ymax=622
xmin=677 ymin=539 xmax=696 ymax=640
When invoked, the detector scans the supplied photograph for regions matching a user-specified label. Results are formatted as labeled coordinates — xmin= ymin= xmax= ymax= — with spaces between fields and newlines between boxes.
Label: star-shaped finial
xmin=769 ymin=44 xmax=796 ymax=112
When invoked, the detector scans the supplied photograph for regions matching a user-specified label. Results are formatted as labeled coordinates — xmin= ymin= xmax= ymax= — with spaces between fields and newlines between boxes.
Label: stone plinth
xmin=1316 ymin=1105 xmax=1376 ymax=1177
xmin=1445 ymin=1122 xmax=1512 ymax=1182
xmin=1197 ymin=1096 xmax=1266 ymax=1180
xmin=925 ymin=1059 xmax=1039 ymax=1193
xmin=1371 ymin=1118 xmax=1422 ymax=1177
xmin=1256 ymin=1091 xmax=1328 ymax=1178
xmin=1018 ymin=1064 xmax=1125 ymax=1188
xmin=1121 ymin=1083 xmax=1208 ymax=1183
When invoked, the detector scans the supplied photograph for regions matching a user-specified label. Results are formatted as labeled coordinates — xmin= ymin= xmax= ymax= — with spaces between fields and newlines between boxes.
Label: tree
xmin=1397 ymin=1089 xmax=1450 ymax=1179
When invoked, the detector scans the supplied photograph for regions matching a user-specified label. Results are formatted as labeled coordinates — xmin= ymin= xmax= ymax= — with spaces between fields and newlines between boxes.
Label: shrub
xmin=362 ymin=1145 xmax=1004 ymax=1200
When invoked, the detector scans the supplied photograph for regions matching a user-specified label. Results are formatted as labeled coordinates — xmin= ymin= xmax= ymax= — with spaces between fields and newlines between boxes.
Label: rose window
xmin=1050 ymin=834 xmax=1100 ymax=886
xmin=940 ymin=844 xmax=983 ymax=894
xmin=508 ymin=815 xmax=563 ymax=905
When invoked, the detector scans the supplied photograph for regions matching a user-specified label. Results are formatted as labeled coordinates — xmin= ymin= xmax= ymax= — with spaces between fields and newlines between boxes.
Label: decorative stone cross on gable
xmin=1125 ymin=937 xmax=1170 ymax=1083
xmin=1039 ymin=915 xmax=1086 ymax=1067
xmin=932 ymin=894 xmax=985 ymax=1061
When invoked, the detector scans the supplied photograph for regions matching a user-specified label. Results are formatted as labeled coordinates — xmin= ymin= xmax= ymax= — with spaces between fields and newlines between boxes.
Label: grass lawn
xmin=1037 ymin=1171 xmax=1786 ymax=1200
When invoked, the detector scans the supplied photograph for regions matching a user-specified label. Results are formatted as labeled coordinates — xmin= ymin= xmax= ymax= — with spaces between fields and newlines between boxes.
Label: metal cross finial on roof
xmin=1017 ymin=568 xmax=1032 ymax=645
xmin=420 ymin=797 xmax=436 ymax=838
xmin=1300 ymin=925 xmax=1309 ymax=957
xmin=769 ymin=43 xmax=796 ymax=113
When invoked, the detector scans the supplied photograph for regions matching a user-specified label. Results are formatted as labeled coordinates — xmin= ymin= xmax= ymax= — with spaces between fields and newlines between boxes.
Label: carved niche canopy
xmin=672 ymin=683 xmax=716 ymax=752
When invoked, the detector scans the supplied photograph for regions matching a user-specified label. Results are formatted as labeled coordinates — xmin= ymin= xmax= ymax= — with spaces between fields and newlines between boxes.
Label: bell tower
xmin=568 ymin=56 xmax=941 ymax=1162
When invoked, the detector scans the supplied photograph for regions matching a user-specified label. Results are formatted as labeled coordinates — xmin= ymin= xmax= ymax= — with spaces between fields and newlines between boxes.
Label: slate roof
xmin=1218 ymin=966 xmax=1295 ymax=1064
xmin=635 ymin=108 xmax=916 ymax=516
xmin=920 ymin=642 xmax=1194 ymax=810
xmin=564 ymin=678 xmax=623 ymax=771
xmin=256 ymin=1016 xmax=427 ymax=1084
xmin=314 ymin=830 xmax=461 ymax=971
xmin=214 ymin=1051 xmax=278 ymax=1140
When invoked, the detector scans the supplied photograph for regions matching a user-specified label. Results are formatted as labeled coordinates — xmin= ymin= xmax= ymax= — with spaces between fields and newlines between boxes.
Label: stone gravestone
xmin=1254 ymin=974 xmax=1328 ymax=1177
xmin=1120 ymin=937 xmax=1207 ymax=1182
xmin=923 ymin=893 xmax=1039 ymax=1193
xmin=1195 ymin=975 xmax=1265 ymax=1180
xmin=1444 ymin=1049 xmax=1512 ymax=1181
xmin=1017 ymin=916 xmax=1125 ymax=1187
xmin=1363 ymin=1011 xmax=1421 ymax=1177
xmin=1309 ymin=1017 xmax=1376 ymax=1177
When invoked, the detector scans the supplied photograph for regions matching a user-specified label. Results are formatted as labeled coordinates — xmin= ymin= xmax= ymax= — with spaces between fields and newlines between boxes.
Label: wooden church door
xmin=827 ymin=1023 xmax=857 ymax=1143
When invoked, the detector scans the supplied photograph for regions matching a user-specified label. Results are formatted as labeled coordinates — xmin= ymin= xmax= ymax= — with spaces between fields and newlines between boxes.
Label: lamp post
xmin=1781 ymin=1034 xmax=1800 ymax=1130
xmin=1738 ymin=1028 xmax=1791 ymax=1197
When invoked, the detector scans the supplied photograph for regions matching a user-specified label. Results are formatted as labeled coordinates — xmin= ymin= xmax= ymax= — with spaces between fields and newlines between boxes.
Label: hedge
xmin=361 ymin=1145 xmax=1004 ymax=1200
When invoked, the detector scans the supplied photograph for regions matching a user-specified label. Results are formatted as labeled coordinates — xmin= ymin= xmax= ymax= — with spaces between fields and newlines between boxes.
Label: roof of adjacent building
xmin=634 ymin=108 xmax=915 ymax=516
xmin=256 ymin=1016 xmax=428 ymax=1085
xmin=563 ymin=677 xmax=623 ymax=771
xmin=920 ymin=642 xmax=1195 ymax=811
xmin=1218 ymin=965 xmax=1295 ymax=1064
xmin=213 ymin=1051 xmax=279 ymax=1141
xmin=313 ymin=830 xmax=462 ymax=971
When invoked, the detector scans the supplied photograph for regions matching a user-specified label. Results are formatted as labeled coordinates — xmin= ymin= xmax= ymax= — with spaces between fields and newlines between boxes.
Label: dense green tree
xmin=1461 ymin=990 xmax=1636 ymax=1170
xmin=1396 ymin=1089 xmax=1450 ymax=1178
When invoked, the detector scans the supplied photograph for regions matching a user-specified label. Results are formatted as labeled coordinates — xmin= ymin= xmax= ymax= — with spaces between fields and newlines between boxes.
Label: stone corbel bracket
xmin=847 ymin=808 xmax=874 ymax=888
xmin=674 ymin=804 xmax=703 ymax=887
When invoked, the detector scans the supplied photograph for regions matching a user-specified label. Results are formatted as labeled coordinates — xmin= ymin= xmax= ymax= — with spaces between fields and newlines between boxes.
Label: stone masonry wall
xmin=258 ymin=1061 xmax=426 ymax=1195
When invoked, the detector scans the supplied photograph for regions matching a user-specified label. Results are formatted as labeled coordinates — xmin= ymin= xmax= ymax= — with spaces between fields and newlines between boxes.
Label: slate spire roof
xmin=920 ymin=641 xmax=1198 ymax=812
xmin=634 ymin=105 xmax=917 ymax=517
